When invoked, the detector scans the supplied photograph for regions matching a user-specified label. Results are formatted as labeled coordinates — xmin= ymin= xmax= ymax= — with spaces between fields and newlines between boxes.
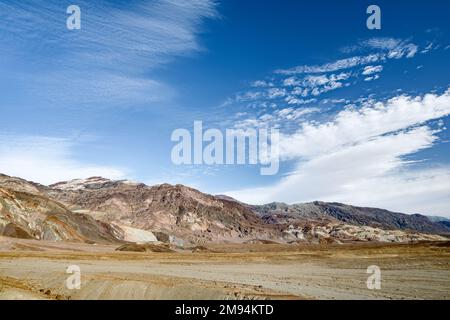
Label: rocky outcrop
xmin=0 ymin=186 xmax=121 ymax=243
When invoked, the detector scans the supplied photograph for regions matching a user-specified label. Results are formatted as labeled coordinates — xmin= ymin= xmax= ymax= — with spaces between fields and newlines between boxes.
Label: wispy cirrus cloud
xmin=0 ymin=1 xmax=220 ymax=183
xmin=30 ymin=71 xmax=175 ymax=106
xmin=223 ymin=37 xmax=428 ymax=112
xmin=275 ymin=38 xmax=418 ymax=75
xmin=275 ymin=54 xmax=381 ymax=75
xmin=0 ymin=0 xmax=218 ymax=107
xmin=218 ymin=35 xmax=445 ymax=139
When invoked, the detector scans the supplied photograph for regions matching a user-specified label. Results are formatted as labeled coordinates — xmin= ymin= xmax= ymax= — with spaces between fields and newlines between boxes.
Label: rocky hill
xmin=0 ymin=175 xmax=120 ymax=243
xmin=0 ymin=173 xmax=448 ymax=245
xmin=47 ymin=177 xmax=281 ymax=244
xmin=251 ymin=201 xmax=450 ymax=234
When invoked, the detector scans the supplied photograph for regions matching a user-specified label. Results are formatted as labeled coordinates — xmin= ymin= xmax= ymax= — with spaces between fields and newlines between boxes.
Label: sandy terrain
xmin=0 ymin=237 xmax=449 ymax=300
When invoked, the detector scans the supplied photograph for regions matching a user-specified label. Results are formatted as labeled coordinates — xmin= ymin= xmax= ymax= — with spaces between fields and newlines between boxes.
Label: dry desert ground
xmin=0 ymin=237 xmax=449 ymax=300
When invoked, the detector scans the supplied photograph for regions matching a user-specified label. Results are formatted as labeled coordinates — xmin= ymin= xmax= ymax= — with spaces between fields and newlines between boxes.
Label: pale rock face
xmin=112 ymin=223 xmax=158 ymax=243
xmin=284 ymin=225 xmax=305 ymax=240
xmin=51 ymin=177 xmax=142 ymax=191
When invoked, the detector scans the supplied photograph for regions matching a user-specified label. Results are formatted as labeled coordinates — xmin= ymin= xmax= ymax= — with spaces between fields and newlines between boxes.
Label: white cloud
xmin=283 ymin=77 xmax=301 ymax=86
xmin=362 ymin=65 xmax=383 ymax=75
xmin=277 ymin=89 xmax=450 ymax=159
xmin=353 ymin=37 xmax=418 ymax=59
xmin=291 ymin=87 xmax=309 ymax=97
xmin=285 ymin=97 xmax=317 ymax=105
xmin=364 ymin=37 xmax=403 ymax=50
xmin=233 ymin=37 xmax=423 ymax=108
xmin=274 ymin=107 xmax=320 ymax=121
xmin=420 ymin=43 xmax=434 ymax=54
xmin=364 ymin=74 xmax=380 ymax=81
xmin=0 ymin=136 xmax=127 ymax=185
xmin=235 ymin=91 xmax=264 ymax=102
xmin=233 ymin=107 xmax=319 ymax=130
xmin=276 ymin=38 xmax=419 ymax=75
xmin=280 ymin=73 xmax=351 ymax=98
xmin=267 ymin=88 xmax=287 ymax=99
xmin=226 ymin=89 xmax=450 ymax=216
xmin=276 ymin=54 xmax=381 ymax=75
xmin=387 ymin=45 xmax=417 ymax=59
xmin=251 ymin=80 xmax=274 ymax=88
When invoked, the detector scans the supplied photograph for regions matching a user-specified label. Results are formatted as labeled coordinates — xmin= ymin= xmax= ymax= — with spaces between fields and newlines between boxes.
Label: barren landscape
xmin=1 ymin=0 xmax=450 ymax=306
xmin=1 ymin=237 xmax=449 ymax=300
xmin=1 ymin=173 xmax=450 ymax=300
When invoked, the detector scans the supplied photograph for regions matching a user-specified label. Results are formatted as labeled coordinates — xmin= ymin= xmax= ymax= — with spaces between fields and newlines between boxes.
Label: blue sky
xmin=0 ymin=0 xmax=450 ymax=215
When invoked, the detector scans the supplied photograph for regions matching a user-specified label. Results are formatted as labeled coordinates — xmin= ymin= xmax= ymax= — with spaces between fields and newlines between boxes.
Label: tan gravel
xmin=0 ymin=237 xmax=449 ymax=300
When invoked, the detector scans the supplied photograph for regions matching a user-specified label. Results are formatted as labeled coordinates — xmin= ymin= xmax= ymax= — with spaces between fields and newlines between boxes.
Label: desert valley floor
xmin=0 ymin=237 xmax=449 ymax=300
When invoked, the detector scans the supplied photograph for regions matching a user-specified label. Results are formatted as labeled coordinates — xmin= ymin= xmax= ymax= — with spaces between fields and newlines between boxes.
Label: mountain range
xmin=0 ymin=173 xmax=448 ymax=246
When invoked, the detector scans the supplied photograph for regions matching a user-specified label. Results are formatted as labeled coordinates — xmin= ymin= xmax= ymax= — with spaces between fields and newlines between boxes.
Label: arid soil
xmin=0 ymin=236 xmax=449 ymax=300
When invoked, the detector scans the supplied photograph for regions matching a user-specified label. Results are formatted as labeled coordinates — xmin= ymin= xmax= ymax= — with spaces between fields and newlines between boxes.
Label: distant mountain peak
xmin=50 ymin=176 xmax=142 ymax=191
